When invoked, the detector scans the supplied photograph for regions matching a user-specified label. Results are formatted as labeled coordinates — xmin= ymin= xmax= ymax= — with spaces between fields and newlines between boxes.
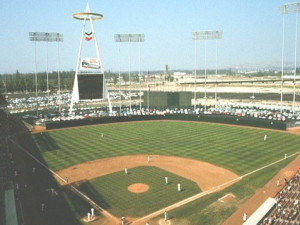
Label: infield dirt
xmin=55 ymin=154 xmax=239 ymax=192
xmin=128 ymin=183 xmax=149 ymax=193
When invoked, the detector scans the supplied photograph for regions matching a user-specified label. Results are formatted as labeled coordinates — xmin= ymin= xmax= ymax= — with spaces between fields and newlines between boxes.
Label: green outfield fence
xmin=45 ymin=114 xmax=288 ymax=130
xmin=143 ymin=92 xmax=192 ymax=107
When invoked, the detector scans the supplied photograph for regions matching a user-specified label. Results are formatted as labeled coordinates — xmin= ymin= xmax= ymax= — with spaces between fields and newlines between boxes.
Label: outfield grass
xmin=27 ymin=121 xmax=300 ymax=175
xmin=77 ymin=166 xmax=200 ymax=217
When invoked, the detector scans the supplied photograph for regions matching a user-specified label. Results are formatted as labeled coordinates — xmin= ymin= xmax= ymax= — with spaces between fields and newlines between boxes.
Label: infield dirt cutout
xmin=55 ymin=154 xmax=239 ymax=192
xmin=128 ymin=183 xmax=149 ymax=193
xmin=218 ymin=193 xmax=236 ymax=203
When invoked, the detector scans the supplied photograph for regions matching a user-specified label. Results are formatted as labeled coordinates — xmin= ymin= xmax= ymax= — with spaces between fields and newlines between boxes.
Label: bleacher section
xmin=260 ymin=171 xmax=300 ymax=225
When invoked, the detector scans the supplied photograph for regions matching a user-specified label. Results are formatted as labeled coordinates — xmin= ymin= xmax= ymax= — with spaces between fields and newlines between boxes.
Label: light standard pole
xmin=215 ymin=38 xmax=218 ymax=105
xmin=29 ymin=32 xmax=64 ymax=115
xmin=293 ymin=4 xmax=300 ymax=115
xmin=118 ymin=42 xmax=121 ymax=112
xmin=56 ymin=34 xmax=63 ymax=114
xmin=114 ymin=33 xmax=145 ymax=112
xmin=138 ymin=37 xmax=142 ymax=111
xmin=46 ymin=40 xmax=49 ymax=105
xmin=280 ymin=6 xmax=286 ymax=114
xmin=280 ymin=2 xmax=300 ymax=114
xmin=194 ymin=38 xmax=197 ymax=110
xmin=191 ymin=30 xmax=222 ymax=112
xmin=147 ymin=72 xmax=150 ymax=112
xmin=204 ymin=40 xmax=207 ymax=111
xmin=35 ymin=41 xmax=38 ymax=116
xmin=129 ymin=35 xmax=132 ymax=112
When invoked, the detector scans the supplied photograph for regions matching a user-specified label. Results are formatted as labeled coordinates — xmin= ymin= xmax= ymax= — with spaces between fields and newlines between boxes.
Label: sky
xmin=0 ymin=0 xmax=299 ymax=74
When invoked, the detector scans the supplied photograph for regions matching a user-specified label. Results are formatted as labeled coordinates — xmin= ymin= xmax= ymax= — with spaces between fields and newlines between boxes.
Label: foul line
xmin=8 ymin=137 xmax=119 ymax=223
xmin=130 ymin=151 xmax=300 ymax=224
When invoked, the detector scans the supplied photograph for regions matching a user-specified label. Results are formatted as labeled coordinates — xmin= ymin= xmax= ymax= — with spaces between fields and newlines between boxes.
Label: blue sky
xmin=0 ymin=0 xmax=298 ymax=74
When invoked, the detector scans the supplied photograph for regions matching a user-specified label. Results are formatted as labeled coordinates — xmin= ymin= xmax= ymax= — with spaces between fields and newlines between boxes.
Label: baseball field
xmin=17 ymin=120 xmax=300 ymax=224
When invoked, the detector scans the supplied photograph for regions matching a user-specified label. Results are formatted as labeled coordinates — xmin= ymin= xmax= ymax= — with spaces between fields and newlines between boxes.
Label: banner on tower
xmin=80 ymin=58 xmax=101 ymax=70
xmin=85 ymin=32 xmax=93 ymax=41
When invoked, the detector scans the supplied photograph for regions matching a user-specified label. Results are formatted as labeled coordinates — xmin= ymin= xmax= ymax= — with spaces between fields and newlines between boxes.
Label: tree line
xmin=0 ymin=70 xmax=162 ymax=93
xmin=0 ymin=68 xmax=257 ymax=93
xmin=0 ymin=70 xmax=123 ymax=93
xmin=0 ymin=70 xmax=75 ymax=93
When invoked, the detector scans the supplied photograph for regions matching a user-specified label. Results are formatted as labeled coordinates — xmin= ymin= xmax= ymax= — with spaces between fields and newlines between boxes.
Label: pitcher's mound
xmin=128 ymin=183 xmax=149 ymax=193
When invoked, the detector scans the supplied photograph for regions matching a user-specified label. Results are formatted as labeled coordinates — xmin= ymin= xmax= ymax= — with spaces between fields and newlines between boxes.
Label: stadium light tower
xmin=214 ymin=32 xmax=222 ymax=105
xmin=280 ymin=2 xmax=300 ymax=115
xmin=114 ymin=35 xmax=122 ymax=113
xmin=29 ymin=32 xmax=63 ymax=115
xmin=192 ymin=30 xmax=222 ymax=111
xmin=56 ymin=34 xmax=64 ymax=113
xmin=114 ymin=34 xmax=145 ymax=112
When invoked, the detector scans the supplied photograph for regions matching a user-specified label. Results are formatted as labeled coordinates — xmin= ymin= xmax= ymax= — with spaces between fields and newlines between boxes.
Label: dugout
xmin=143 ymin=92 xmax=192 ymax=107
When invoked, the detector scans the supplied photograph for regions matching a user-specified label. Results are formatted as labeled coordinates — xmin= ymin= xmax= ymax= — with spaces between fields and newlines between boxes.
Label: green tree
xmin=122 ymin=73 xmax=129 ymax=82
xmin=113 ymin=76 xmax=118 ymax=85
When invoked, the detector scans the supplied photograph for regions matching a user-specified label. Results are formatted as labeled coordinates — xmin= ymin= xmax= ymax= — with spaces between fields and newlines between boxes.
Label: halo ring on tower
xmin=72 ymin=12 xmax=103 ymax=21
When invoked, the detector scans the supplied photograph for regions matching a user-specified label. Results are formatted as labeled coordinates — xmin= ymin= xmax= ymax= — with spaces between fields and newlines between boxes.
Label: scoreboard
xmin=143 ymin=92 xmax=192 ymax=107
xmin=77 ymin=73 xmax=103 ymax=100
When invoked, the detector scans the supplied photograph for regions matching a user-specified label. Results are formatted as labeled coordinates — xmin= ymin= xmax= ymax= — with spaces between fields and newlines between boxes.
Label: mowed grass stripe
xmin=29 ymin=121 xmax=300 ymax=174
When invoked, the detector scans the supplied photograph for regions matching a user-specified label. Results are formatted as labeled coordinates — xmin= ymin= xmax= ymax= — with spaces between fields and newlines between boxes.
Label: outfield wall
xmin=143 ymin=92 xmax=192 ymax=107
xmin=45 ymin=114 xmax=287 ymax=130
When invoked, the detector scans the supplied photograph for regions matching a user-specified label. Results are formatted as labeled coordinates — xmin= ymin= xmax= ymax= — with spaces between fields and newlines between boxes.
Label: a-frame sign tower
xmin=70 ymin=3 xmax=112 ymax=114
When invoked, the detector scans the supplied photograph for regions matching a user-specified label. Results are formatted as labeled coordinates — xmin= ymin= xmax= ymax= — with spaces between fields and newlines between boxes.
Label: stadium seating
xmin=260 ymin=172 xmax=300 ymax=225
xmin=0 ymin=109 xmax=13 ymax=225
xmin=0 ymin=94 xmax=25 ymax=225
